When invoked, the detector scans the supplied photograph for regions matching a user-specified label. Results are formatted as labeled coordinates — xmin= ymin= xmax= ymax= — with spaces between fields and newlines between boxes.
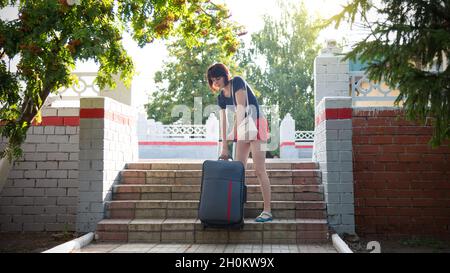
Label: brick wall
xmin=76 ymin=97 xmax=138 ymax=233
xmin=0 ymin=108 xmax=80 ymax=232
xmin=314 ymin=97 xmax=355 ymax=235
xmin=0 ymin=97 xmax=138 ymax=233
xmin=353 ymin=108 xmax=450 ymax=239
xmin=314 ymin=52 xmax=349 ymax=108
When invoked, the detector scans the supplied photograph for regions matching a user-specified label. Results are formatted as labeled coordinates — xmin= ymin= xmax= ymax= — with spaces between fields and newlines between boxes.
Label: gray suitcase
xmin=198 ymin=159 xmax=247 ymax=229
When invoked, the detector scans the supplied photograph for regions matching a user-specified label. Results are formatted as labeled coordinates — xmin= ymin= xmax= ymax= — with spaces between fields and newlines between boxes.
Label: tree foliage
xmin=146 ymin=1 xmax=321 ymax=130
xmin=326 ymin=0 xmax=450 ymax=146
xmin=145 ymin=32 xmax=244 ymax=124
xmin=0 ymin=0 xmax=241 ymax=161
xmin=238 ymin=0 xmax=321 ymax=131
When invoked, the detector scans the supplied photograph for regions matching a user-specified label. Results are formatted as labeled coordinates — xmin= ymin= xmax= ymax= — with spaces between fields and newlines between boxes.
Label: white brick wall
xmin=76 ymin=97 xmax=138 ymax=233
xmin=314 ymin=97 xmax=355 ymax=235
xmin=313 ymin=50 xmax=356 ymax=235
xmin=314 ymin=53 xmax=349 ymax=108
xmin=0 ymin=107 xmax=79 ymax=232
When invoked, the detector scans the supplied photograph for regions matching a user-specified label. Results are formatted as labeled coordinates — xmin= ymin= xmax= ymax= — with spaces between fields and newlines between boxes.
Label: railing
xmin=53 ymin=72 xmax=100 ymax=97
xmin=295 ymin=131 xmax=314 ymax=142
xmin=148 ymin=124 xmax=207 ymax=139
xmin=350 ymin=71 xmax=400 ymax=106
xmin=137 ymin=113 xmax=219 ymax=142
xmin=47 ymin=72 xmax=132 ymax=107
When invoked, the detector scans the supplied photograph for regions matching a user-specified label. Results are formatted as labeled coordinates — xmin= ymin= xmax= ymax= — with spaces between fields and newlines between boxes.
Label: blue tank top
xmin=217 ymin=76 xmax=262 ymax=118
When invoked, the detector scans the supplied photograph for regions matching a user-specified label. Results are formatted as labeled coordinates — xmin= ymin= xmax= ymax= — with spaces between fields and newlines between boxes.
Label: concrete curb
xmin=42 ymin=232 xmax=94 ymax=253
xmin=332 ymin=233 xmax=353 ymax=253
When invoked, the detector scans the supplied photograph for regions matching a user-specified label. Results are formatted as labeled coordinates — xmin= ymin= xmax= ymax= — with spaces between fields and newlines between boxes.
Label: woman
xmin=206 ymin=63 xmax=273 ymax=222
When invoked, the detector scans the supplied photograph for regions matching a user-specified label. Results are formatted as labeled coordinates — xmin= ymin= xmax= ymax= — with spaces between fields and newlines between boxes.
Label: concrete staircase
xmin=95 ymin=160 xmax=330 ymax=244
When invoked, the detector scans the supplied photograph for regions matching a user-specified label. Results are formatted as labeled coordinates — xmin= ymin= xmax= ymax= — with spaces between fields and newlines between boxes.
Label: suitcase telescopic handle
xmin=218 ymin=155 xmax=233 ymax=161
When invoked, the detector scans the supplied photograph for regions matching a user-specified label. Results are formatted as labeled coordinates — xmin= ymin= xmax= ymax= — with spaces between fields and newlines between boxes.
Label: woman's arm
xmin=219 ymin=109 xmax=228 ymax=154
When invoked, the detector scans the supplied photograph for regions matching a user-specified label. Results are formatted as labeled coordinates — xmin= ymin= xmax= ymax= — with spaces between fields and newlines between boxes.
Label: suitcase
xmin=198 ymin=159 xmax=247 ymax=229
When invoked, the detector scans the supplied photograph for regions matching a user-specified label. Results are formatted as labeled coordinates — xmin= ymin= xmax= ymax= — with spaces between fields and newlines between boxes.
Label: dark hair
xmin=206 ymin=63 xmax=231 ymax=92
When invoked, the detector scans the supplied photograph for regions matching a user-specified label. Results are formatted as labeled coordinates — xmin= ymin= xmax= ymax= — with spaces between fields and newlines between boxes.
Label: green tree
xmin=326 ymin=0 xmax=450 ymax=146
xmin=238 ymin=0 xmax=321 ymax=131
xmin=0 ymin=0 xmax=241 ymax=162
xmin=145 ymin=31 xmax=244 ymax=124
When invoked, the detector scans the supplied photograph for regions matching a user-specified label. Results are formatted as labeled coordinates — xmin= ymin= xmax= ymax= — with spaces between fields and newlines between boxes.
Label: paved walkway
xmin=74 ymin=243 xmax=337 ymax=253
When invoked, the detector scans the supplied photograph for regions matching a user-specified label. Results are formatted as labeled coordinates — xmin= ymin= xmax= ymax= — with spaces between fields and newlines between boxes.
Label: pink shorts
xmin=234 ymin=117 xmax=270 ymax=142
xmin=256 ymin=117 xmax=270 ymax=141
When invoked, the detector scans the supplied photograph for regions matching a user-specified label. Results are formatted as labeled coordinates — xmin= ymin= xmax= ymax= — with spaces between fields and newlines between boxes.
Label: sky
xmin=0 ymin=0 xmax=365 ymax=110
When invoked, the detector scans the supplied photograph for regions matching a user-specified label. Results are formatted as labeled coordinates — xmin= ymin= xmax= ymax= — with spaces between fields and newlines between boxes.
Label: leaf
xmin=34 ymin=109 xmax=42 ymax=125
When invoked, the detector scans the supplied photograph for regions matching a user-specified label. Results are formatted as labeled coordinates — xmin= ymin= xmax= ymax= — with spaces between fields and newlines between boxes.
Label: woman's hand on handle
xmin=219 ymin=153 xmax=232 ymax=161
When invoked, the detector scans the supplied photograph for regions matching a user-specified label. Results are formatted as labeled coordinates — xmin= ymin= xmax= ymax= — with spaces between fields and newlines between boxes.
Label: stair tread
xmin=122 ymin=169 xmax=320 ymax=172
xmin=98 ymin=218 xmax=328 ymax=225
xmin=106 ymin=199 xmax=325 ymax=203
xmin=113 ymin=184 xmax=323 ymax=188
xmin=128 ymin=159 xmax=316 ymax=163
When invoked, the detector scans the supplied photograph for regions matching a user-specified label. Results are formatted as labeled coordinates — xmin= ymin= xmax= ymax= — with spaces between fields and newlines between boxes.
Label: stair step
xmin=105 ymin=200 xmax=327 ymax=220
xmin=121 ymin=170 xmax=322 ymax=185
xmin=112 ymin=184 xmax=324 ymax=202
xmin=96 ymin=218 xmax=329 ymax=244
xmin=126 ymin=161 xmax=319 ymax=171
xmin=113 ymin=184 xmax=323 ymax=194
xmin=112 ymin=186 xmax=324 ymax=202
xmin=94 ymin=160 xmax=329 ymax=244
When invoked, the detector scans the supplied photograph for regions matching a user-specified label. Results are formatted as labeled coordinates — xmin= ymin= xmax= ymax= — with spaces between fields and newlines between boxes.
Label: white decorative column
xmin=314 ymin=40 xmax=350 ymax=108
xmin=99 ymin=74 xmax=132 ymax=106
xmin=313 ymin=39 xmax=350 ymax=162
xmin=314 ymin=97 xmax=355 ymax=235
xmin=312 ymin=40 xmax=356 ymax=235
xmin=205 ymin=113 xmax=220 ymax=141
xmin=205 ymin=113 xmax=220 ymax=158
xmin=76 ymin=97 xmax=138 ymax=233
xmin=280 ymin=113 xmax=296 ymax=159
xmin=137 ymin=112 xmax=148 ymax=141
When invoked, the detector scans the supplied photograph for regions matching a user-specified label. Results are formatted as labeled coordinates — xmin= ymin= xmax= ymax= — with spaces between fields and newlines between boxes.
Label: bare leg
xmin=235 ymin=140 xmax=251 ymax=168
xmin=250 ymin=140 xmax=271 ymax=213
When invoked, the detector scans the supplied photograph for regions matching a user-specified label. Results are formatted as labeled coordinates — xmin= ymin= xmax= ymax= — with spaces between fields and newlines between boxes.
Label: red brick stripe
xmin=80 ymin=108 xmax=134 ymax=126
xmin=280 ymin=142 xmax=295 ymax=147
xmin=32 ymin=117 xmax=80 ymax=126
xmin=2 ymin=108 xmax=133 ymax=126
xmin=280 ymin=142 xmax=313 ymax=149
xmin=139 ymin=141 xmax=218 ymax=146
xmin=295 ymin=145 xmax=313 ymax=149
xmin=315 ymin=108 xmax=352 ymax=126
xmin=0 ymin=117 xmax=79 ymax=126
xmin=79 ymin=108 xmax=105 ymax=119
xmin=63 ymin=117 xmax=80 ymax=126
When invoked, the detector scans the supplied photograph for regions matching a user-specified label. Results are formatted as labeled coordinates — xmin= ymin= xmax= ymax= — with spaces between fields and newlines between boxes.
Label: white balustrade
xmin=350 ymin=71 xmax=399 ymax=104
xmin=138 ymin=112 xmax=219 ymax=141
xmin=295 ymin=131 xmax=314 ymax=142
xmin=47 ymin=72 xmax=132 ymax=107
